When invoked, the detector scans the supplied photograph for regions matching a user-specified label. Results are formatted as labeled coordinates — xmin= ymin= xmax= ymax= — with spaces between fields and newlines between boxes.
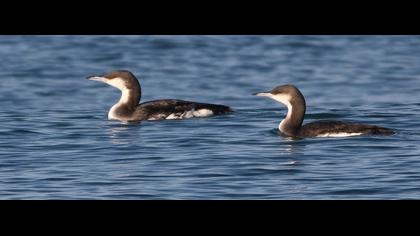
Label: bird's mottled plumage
xmin=299 ymin=120 xmax=394 ymax=137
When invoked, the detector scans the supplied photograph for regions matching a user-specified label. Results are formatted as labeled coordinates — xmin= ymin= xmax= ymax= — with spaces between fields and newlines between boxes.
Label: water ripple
xmin=1 ymin=35 xmax=420 ymax=199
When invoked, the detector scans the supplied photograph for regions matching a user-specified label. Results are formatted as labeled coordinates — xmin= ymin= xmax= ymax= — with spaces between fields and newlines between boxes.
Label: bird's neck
xmin=117 ymin=88 xmax=140 ymax=108
xmin=278 ymin=97 xmax=306 ymax=136
xmin=108 ymin=88 xmax=140 ymax=120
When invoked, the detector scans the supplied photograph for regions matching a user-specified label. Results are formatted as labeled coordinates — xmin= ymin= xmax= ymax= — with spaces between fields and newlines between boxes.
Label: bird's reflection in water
xmin=269 ymin=128 xmax=305 ymax=155
xmin=278 ymin=141 xmax=305 ymax=166
xmin=268 ymin=129 xmax=306 ymax=166
xmin=106 ymin=122 xmax=142 ymax=145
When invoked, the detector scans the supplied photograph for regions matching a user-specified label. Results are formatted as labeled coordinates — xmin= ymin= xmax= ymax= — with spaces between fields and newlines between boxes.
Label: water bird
xmin=87 ymin=70 xmax=232 ymax=122
xmin=254 ymin=84 xmax=394 ymax=138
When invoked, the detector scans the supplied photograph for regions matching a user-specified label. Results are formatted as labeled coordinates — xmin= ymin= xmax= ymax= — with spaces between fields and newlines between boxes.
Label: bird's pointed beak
xmin=86 ymin=76 xmax=108 ymax=83
xmin=253 ymin=92 xmax=272 ymax=97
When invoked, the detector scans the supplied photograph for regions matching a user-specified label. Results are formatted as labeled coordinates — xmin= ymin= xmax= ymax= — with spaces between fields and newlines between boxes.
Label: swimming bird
xmin=254 ymin=84 xmax=394 ymax=138
xmin=87 ymin=70 xmax=232 ymax=122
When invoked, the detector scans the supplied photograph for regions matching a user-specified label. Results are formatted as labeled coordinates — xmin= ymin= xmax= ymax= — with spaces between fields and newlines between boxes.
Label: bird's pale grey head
xmin=86 ymin=70 xmax=140 ymax=91
xmin=253 ymin=84 xmax=302 ymax=106
xmin=269 ymin=84 xmax=300 ymax=96
xmin=87 ymin=70 xmax=142 ymax=107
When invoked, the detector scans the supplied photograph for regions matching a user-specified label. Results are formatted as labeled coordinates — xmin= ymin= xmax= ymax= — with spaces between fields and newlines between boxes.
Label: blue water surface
xmin=1 ymin=35 xmax=420 ymax=199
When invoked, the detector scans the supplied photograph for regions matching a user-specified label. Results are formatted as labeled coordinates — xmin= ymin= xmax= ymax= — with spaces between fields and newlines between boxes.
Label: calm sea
xmin=1 ymin=35 xmax=420 ymax=199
